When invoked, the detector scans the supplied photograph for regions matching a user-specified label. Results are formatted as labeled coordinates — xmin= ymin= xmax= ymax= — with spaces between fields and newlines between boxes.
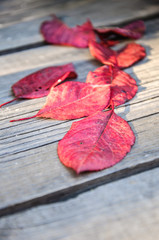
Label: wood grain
xmin=0 ymin=0 xmax=159 ymax=51
xmin=0 ymin=168 xmax=159 ymax=240
xmin=0 ymin=111 xmax=158 ymax=211
xmin=0 ymin=17 xmax=159 ymax=211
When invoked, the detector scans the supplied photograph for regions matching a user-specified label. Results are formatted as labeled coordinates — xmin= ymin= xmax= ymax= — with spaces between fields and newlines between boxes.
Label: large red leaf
xmin=11 ymin=81 xmax=110 ymax=122
xmin=0 ymin=63 xmax=77 ymax=108
xmin=40 ymin=15 xmax=96 ymax=48
xmin=86 ymin=65 xmax=138 ymax=106
xmin=58 ymin=110 xmax=135 ymax=173
xmin=95 ymin=20 xmax=145 ymax=41
xmin=89 ymin=41 xmax=146 ymax=68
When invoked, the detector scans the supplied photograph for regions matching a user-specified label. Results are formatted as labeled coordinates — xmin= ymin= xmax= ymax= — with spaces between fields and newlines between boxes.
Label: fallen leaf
xmin=58 ymin=110 xmax=135 ymax=173
xmin=0 ymin=63 xmax=77 ymax=108
xmin=86 ymin=65 xmax=138 ymax=106
xmin=89 ymin=41 xmax=146 ymax=68
xmin=40 ymin=15 xmax=96 ymax=48
xmin=95 ymin=20 xmax=145 ymax=41
xmin=117 ymin=42 xmax=146 ymax=68
xmin=10 ymin=81 xmax=110 ymax=122
xmin=89 ymin=40 xmax=117 ymax=66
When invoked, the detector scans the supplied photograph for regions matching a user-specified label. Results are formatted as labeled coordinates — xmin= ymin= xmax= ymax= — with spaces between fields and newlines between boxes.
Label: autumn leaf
xmin=89 ymin=41 xmax=146 ymax=68
xmin=95 ymin=20 xmax=145 ymax=41
xmin=116 ymin=42 xmax=146 ymax=68
xmin=40 ymin=15 xmax=96 ymax=48
xmin=0 ymin=63 xmax=77 ymax=108
xmin=86 ymin=65 xmax=138 ymax=106
xmin=10 ymin=81 xmax=110 ymax=122
xmin=58 ymin=110 xmax=135 ymax=173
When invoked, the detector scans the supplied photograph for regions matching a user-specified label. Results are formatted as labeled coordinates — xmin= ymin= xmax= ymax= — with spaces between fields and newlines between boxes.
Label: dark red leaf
xmin=0 ymin=63 xmax=77 ymax=108
xmin=58 ymin=110 xmax=135 ymax=173
xmin=11 ymin=81 xmax=110 ymax=122
xmin=40 ymin=15 xmax=96 ymax=48
xmin=89 ymin=41 xmax=146 ymax=68
xmin=95 ymin=20 xmax=145 ymax=41
xmin=86 ymin=65 xmax=138 ymax=106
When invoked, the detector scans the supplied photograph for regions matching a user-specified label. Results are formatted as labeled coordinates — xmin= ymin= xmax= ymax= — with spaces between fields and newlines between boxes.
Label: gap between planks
xmin=1 ymin=167 xmax=159 ymax=240
xmin=0 ymin=112 xmax=158 ymax=216
xmin=0 ymin=155 xmax=159 ymax=218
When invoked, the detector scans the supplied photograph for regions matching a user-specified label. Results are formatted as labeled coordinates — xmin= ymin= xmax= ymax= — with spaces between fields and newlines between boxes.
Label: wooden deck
xmin=0 ymin=0 xmax=159 ymax=239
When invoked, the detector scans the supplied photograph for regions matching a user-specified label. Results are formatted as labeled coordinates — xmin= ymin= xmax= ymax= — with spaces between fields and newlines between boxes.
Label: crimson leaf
xmin=58 ymin=110 xmax=135 ymax=173
xmin=86 ymin=65 xmax=138 ymax=106
xmin=95 ymin=20 xmax=145 ymax=41
xmin=40 ymin=15 xmax=96 ymax=48
xmin=89 ymin=41 xmax=146 ymax=68
xmin=10 ymin=81 xmax=110 ymax=122
xmin=0 ymin=63 xmax=77 ymax=108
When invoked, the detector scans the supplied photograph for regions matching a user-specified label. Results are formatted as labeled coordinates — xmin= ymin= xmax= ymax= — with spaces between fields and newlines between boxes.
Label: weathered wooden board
xmin=1 ymin=167 xmax=159 ymax=240
xmin=0 ymin=0 xmax=159 ymax=51
xmin=0 ymin=111 xmax=158 ymax=211
xmin=0 ymin=17 xmax=159 ymax=211
xmin=1 ymin=0 xmax=159 ymax=27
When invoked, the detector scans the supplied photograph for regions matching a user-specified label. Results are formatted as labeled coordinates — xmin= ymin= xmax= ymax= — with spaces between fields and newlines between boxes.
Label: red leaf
xmin=58 ymin=110 xmax=135 ymax=173
xmin=86 ymin=65 xmax=138 ymax=106
xmin=117 ymin=42 xmax=146 ymax=68
xmin=40 ymin=15 xmax=96 ymax=48
xmin=0 ymin=63 xmax=77 ymax=108
xmin=89 ymin=41 xmax=146 ymax=68
xmin=95 ymin=20 xmax=145 ymax=40
xmin=89 ymin=40 xmax=117 ymax=66
xmin=11 ymin=82 xmax=110 ymax=122
xmin=36 ymin=81 xmax=110 ymax=120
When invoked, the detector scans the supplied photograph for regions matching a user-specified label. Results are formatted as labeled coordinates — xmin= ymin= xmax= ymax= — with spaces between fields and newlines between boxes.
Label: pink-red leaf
xmin=95 ymin=20 xmax=145 ymax=41
xmin=89 ymin=41 xmax=146 ymax=68
xmin=86 ymin=65 xmax=138 ymax=106
xmin=58 ymin=110 xmax=135 ymax=173
xmin=40 ymin=15 xmax=96 ymax=48
xmin=36 ymin=81 xmax=110 ymax=120
xmin=116 ymin=42 xmax=146 ymax=68
xmin=11 ymin=81 xmax=110 ymax=122
xmin=0 ymin=63 xmax=77 ymax=108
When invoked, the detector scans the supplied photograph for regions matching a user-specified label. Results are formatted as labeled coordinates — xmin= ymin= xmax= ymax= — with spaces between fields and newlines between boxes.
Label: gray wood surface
xmin=0 ymin=16 xmax=159 ymax=211
xmin=0 ymin=0 xmax=159 ymax=51
xmin=0 ymin=168 xmax=159 ymax=240
xmin=0 ymin=3 xmax=159 ymax=240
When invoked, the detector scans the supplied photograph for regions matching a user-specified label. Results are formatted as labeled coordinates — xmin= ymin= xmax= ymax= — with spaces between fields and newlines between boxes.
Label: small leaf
xmin=89 ymin=41 xmax=146 ymax=68
xmin=11 ymin=81 xmax=110 ymax=122
xmin=86 ymin=65 xmax=138 ymax=106
xmin=40 ymin=15 xmax=96 ymax=48
xmin=0 ymin=63 xmax=77 ymax=108
xmin=95 ymin=20 xmax=145 ymax=41
xmin=58 ymin=110 xmax=135 ymax=173
xmin=116 ymin=42 xmax=146 ymax=68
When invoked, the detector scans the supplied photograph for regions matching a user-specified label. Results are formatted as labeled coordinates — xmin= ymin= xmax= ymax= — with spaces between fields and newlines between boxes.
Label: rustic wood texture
xmin=0 ymin=0 xmax=159 ymax=51
xmin=0 ymin=17 xmax=159 ymax=211
xmin=1 ymin=168 xmax=159 ymax=240
xmin=0 ymin=1 xmax=159 ymax=239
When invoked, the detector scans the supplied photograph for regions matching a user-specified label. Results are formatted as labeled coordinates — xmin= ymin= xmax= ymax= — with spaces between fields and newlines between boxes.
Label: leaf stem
xmin=0 ymin=97 xmax=18 ymax=108
xmin=10 ymin=115 xmax=37 ymax=122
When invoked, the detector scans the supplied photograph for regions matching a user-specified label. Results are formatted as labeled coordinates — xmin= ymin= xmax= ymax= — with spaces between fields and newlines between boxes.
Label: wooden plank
xmin=0 ymin=1 xmax=159 ymax=51
xmin=0 ymin=0 xmax=159 ymax=28
xmin=0 ymin=111 xmax=158 ymax=211
xmin=1 ymin=168 xmax=159 ymax=240
xmin=0 ymin=18 xmax=159 ymax=211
